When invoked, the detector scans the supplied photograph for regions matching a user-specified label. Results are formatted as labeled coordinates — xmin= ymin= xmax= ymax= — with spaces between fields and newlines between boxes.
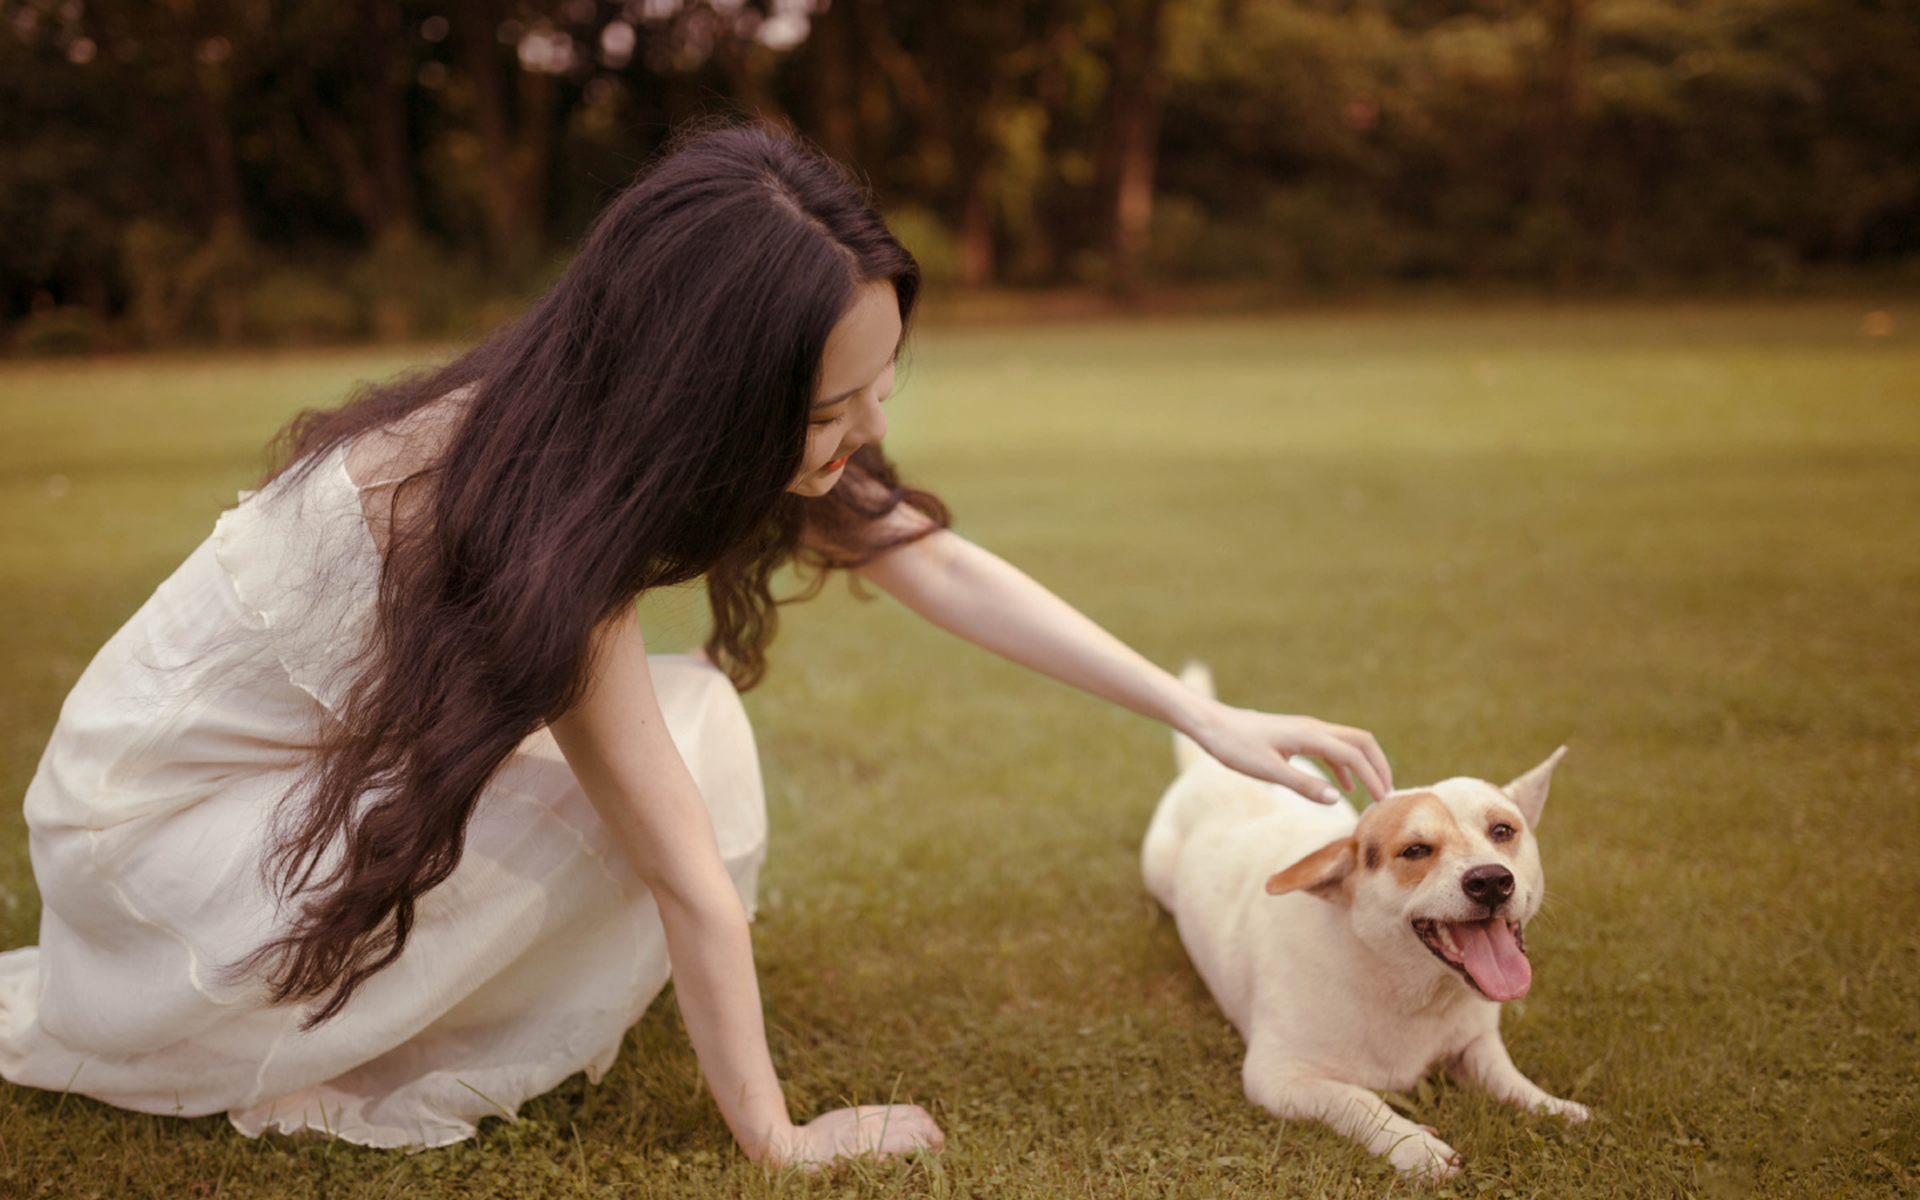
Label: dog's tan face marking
xmin=1355 ymin=792 xmax=1472 ymax=890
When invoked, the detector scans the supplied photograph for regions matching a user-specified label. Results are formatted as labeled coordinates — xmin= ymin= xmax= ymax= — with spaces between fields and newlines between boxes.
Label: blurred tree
xmin=1156 ymin=0 xmax=1919 ymax=286
xmin=2 ymin=0 xmax=1916 ymax=345
xmin=293 ymin=0 xmax=422 ymax=244
xmin=0 ymin=1 xmax=130 ymax=327
xmin=1096 ymin=0 xmax=1168 ymax=295
xmin=455 ymin=0 xmax=559 ymax=274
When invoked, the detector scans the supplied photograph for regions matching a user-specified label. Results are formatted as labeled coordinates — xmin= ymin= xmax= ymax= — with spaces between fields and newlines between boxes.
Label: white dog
xmin=1141 ymin=665 xmax=1589 ymax=1180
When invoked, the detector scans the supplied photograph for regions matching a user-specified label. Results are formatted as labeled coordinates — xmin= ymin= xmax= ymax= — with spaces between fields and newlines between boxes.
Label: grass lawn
xmin=1 ymin=300 xmax=1915 ymax=1198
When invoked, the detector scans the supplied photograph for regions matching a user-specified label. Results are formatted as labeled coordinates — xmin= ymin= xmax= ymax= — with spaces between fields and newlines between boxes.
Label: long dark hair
xmin=242 ymin=126 xmax=947 ymax=1024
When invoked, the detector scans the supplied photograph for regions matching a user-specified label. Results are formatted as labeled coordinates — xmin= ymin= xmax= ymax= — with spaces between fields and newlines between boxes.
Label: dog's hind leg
xmin=1242 ymin=1039 xmax=1462 ymax=1180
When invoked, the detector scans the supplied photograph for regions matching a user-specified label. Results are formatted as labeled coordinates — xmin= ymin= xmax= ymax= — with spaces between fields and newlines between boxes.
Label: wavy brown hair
xmin=241 ymin=126 xmax=946 ymax=1025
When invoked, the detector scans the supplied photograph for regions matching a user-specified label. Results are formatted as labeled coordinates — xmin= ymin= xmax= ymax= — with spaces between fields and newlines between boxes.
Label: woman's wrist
xmin=745 ymin=1118 xmax=801 ymax=1164
xmin=1167 ymin=689 xmax=1231 ymax=743
xmin=712 ymin=1068 xmax=795 ymax=1163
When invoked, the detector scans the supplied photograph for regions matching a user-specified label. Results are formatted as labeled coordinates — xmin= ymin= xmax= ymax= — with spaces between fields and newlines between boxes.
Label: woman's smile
xmin=789 ymin=280 xmax=902 ymax=496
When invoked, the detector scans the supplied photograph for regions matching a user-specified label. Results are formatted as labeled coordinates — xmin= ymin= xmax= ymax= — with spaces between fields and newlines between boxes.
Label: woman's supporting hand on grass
xmin=550 ymin=613 xmax=947 ymax=1168
xmin=766 ymin=1105 xmax=946 ymax=1168
xmin=858 ymin=526 xmax=1392 ymax=803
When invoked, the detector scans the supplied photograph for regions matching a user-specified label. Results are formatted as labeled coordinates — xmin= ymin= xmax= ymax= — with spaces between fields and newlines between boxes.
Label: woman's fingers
xmin=854 ymin=1104 xmax=942 ymax=1155
xmin=1340 ymin=725 xmax=1395 ymax=795
xmin=791 ymin=1104 xmax=944 ymax=1164
xmin=1271 ymin=759 xmax=1344 ymax=804
xmin=1198 ymin=707 xmax=1393 ymax=802
xmin=1305 ymin=725 xmax=1391 ymax=800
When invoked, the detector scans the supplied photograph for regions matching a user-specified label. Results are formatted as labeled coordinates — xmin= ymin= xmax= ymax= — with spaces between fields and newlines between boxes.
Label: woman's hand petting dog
xmin=1188 ymin=703 xmax=1394 ymax=804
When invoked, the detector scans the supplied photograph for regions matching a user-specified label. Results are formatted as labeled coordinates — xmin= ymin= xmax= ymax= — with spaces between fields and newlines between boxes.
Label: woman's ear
xmin=1266 ymin=837 xmax=1357 ymax=903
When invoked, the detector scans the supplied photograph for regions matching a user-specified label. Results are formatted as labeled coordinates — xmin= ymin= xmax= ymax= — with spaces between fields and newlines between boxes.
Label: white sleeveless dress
xmin=0 ymin=442 xmax=767 ymax=1147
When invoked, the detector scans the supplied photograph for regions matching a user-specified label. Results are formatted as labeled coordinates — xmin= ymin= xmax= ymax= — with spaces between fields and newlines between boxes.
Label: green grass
xmin=2 ymin=301 xmax=1917 ymax=1198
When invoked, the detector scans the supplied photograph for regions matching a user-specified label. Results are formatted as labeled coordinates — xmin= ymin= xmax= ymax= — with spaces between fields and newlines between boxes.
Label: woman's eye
xmin=1400 ymin=844 xmax=1431 ymax=860
xmin=1489 ymin=824 xmax=1515 ymax=842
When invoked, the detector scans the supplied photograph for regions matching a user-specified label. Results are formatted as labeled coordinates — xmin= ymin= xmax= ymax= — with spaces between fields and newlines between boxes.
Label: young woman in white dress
xmin=0 ymin=127 xmax=1392 ymax=1164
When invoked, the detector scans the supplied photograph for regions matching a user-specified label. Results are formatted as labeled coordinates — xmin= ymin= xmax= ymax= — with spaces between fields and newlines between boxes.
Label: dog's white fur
xmin=1141 ymin=664 xmax=1589 ymax=1179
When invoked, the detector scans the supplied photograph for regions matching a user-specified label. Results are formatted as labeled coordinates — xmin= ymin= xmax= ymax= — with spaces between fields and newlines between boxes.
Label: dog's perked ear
xmin=1503 ymin=745 xmax=1568 ymax=827
xmin=1266 ymin=837 xmax=1357 ymax=903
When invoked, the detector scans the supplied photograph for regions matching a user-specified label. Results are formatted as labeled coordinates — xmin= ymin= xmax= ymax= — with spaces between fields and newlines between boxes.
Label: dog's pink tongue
xmin=1456 ymin=920 xmax=1531 ymax=1001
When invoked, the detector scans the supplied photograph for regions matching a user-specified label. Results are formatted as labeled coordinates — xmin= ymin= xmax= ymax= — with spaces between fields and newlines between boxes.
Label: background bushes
xmin=3 ymin=0 xmax=1916 ymax=351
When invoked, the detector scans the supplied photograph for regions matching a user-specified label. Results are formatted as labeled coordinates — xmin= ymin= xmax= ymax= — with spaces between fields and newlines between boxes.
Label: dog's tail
xmin=1171 ymin=661 xmax=1215 ymax=773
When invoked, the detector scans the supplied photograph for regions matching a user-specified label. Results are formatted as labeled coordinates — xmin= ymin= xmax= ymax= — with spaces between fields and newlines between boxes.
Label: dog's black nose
xmin=1461 ymin=864 xmax=1515 ymax=908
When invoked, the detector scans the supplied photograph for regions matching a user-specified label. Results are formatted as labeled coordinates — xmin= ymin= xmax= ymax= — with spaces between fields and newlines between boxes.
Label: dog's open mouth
xmin=1412 ymin=918 xmax=1532 ymax=1001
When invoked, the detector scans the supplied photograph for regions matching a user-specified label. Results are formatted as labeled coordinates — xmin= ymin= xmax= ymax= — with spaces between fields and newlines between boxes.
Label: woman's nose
xmin=852 ymin=391 xmax=888 ymax=444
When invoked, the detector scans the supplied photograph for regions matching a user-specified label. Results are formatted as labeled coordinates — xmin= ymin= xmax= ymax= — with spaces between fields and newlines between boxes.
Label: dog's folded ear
xmin=1266 ymin=837 xmax=1357 ymax=903
xmin=1503 ymin=745 xmax=1568 ymax=827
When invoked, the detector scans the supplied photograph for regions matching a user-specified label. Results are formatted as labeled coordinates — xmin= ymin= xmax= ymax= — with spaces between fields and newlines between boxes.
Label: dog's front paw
xmin=1387 ymin=1131 xmax=1462 ymax=1181
xmin=1539 ymin=1097 xmax=1591 ymax=1123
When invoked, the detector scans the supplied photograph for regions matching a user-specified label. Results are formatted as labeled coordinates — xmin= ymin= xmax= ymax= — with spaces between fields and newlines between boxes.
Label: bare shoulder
xmin=344 ymin=385 xmax=476 ymax=552
xmin=343 ymin=384 xmax=475 ymax=490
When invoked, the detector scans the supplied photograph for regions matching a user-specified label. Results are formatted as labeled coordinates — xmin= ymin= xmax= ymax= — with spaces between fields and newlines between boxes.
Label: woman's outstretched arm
xmin=855 ymin=527 xmax=1394 ymax=802
xmin=549 ymin=610 xmax=942 ymax=1165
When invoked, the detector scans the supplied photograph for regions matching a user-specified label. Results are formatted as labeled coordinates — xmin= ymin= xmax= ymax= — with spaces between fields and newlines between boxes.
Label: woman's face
xmin=788 ymin=280 xmax=902 ymax=497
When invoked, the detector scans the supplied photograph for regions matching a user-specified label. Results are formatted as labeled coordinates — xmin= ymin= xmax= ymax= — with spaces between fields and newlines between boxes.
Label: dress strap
xmin=353 ymin=473 xmax=418 ymax=492
xmin=340 ymin=438 xmax=426 ymax=492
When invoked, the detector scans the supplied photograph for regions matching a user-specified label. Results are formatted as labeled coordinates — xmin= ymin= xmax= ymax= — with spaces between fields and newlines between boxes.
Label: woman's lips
xmin=822 ymin=452 xmax=852 ymax=472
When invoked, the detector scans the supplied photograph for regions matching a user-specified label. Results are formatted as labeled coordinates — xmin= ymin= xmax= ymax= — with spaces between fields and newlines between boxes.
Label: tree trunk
xmin=513 ymin=66 xmax=556 ymax=259
xmin=956 ymin=151 xmax=997 ymax=287
xmin=307 ymin=103 xmax=389 ymax=232
xmin=713 ymin=30 xmax=787 ymax=123
xmin=1099 ymin=0 xmax=1167 ymax=299
xmin=459 ymin=0 xmax=545 ymax=272
xmin=1537 ymin=0 xmax=1590 ymax=203
xmin=1536 ymin=0 xmax=1589 ymax=284
xmin=1034 ymin=17 xmax=1082 ymax=282
xmin=804 ymin=0 xmax=861 ymax=165
xmin=365 ymin=0 xmax=419 ymax=234
xmin=170 ymin=9 xmax=250 ymax=343
xmin=855 ymin=0 xmax=938 ymax=129
xmin=174 ymin=20 xmax=245 ymax=236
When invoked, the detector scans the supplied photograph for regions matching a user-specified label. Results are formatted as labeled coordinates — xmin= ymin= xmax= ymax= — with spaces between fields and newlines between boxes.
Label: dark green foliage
xmin=1158 ymin=0 xmax=1920 ymax=287
xmin=4 ymin=0 xmax=1918 ymax=349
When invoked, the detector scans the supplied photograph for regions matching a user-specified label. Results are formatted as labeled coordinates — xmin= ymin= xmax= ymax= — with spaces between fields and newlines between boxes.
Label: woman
xmin=0 ymin=127 xmax=1391 ymax=1164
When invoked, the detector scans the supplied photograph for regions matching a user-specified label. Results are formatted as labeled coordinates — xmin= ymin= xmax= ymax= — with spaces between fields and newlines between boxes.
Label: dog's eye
xmin=1489 ymin=823 xmax=1515 ymax=842
xmin=1399 ymin=843 xmax=1432 ymax=860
